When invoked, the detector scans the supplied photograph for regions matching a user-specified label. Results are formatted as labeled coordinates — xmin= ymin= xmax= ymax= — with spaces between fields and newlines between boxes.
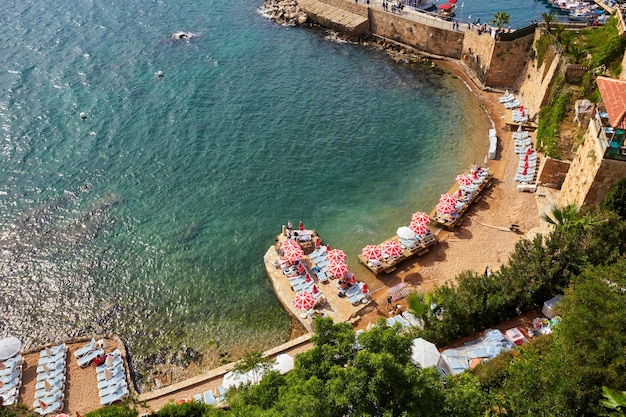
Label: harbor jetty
xmin=263 ymin=225 xmax=372 ymax=333
xmin=430 ymin=165 xmax=493 ymax=231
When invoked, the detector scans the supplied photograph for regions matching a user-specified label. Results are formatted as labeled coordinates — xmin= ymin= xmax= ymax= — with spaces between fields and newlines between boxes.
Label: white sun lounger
xmin=2 ymin=355 xmax=23 ymax=369
xmin=74 ymin=338 xmax=97 ymax=358
xmin=393 ymin=315 xmax=411 ymax=327
xmin=38 ymin=351 xmax=66 ymax=367
xmin=217 ymin=386 xmax=227 ymax=402
xmin=34 ymin=382 xmax=64 ymax=400
xmin=36 ymin=367 xmax=65 ymax=382
xmin=402 ymin=312 xmax=423 ymax=328
xmin=100 ymin=385 xmax=129 ymax=406
xmin=193 ymin=393 xmax=203 ymax=403
xmin=97 ymin=364 xmax=125 ymax=382
xmin=77 ymin=348 xmax=104 ymax=368
xmin=349 ymin=292 xmax=367 ymax=306
xmin=1 ymin=387 xmax=19 ymax=405
xmin=99 ymin=380 xmax=127 ymax=398
xmin=35 ymin=374 xmax=65 ymax=391
xmin=203 ymin=390 xmax=216 ymax=405
xmin=0 ymin=378 xmax=21 ymax=393
xmin=33 ymin=391 xmax=63 ymax=409
xmin=98 ymin=374 xmax=125 ymax=390
xmin=37 ymin=357 xmax=65 ymax=374
xmin=0 ymin=369 xmax=21 ymax=385
xmin=39 ymin=344 xmax=67 ymax=358
xmin=33 ymin=398 xmax=63 ymax=415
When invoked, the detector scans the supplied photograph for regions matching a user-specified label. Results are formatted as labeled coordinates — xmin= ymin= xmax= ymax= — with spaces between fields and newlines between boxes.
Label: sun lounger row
xmin=504 ymin=99 xmax=521 ymax=109
xmin=513 ymin=130 xmax=529 ymax=140
xmin=499 ymin=91 xmax=515 ymax=103
xmin=34 ymin=343 xmax=68 ymax=415
xmin=95 ymin=349 xmax=129 ymax=406
xmin=193 ymin=386 xmax=226 ymax=406
xmin=336 ymin=281 xmax=369 ymax=305
xmin=385 ymin=312 xmax=423 ymax=329
xmin=0 ymin=355 xmax=23 ymax=406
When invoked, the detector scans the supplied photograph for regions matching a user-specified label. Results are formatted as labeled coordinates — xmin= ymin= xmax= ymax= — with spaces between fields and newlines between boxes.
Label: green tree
xmin=491 ymin=11 xmax=511 ymax=29
xmin=600 ymin=386 xmax=626 ymax=416
xmin=602 ymin=177 xmax=626 ymax=219
xmin=233 ymin=350 xmax=272 ymax=385
xmin=541 ymin=203 xmax=581 ymax=230
xmin=541 ymin=11 xmax=556 ymax=34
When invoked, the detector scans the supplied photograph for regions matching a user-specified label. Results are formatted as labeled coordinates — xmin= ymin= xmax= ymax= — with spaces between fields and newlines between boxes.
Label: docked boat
xmin=412 ymin=0 xmax=438 ymax=10
xmin=437 ymin=2 xmax=456 ymax=18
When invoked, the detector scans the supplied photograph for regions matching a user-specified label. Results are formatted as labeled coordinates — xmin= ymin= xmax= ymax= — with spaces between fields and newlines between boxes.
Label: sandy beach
xmin=350 ymin=58 xmax=540 ymax=329
xmin=11 ymin=57 xmax=541 ymax=415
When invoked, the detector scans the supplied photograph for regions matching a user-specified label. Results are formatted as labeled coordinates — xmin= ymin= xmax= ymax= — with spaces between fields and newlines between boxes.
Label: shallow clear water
xmin=0 ymin=0 xmax=545 ymax=386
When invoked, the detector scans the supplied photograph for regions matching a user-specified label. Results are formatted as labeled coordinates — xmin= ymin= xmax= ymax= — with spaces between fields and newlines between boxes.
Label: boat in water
xmin=437 ymin=2 xmax=456 ymax=18
xmin=409 ymin=0 xmax=438 ymax=10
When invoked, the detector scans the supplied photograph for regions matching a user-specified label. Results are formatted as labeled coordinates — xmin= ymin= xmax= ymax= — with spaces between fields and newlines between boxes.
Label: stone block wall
xmin=556 ymin=120 xmax=626 ymax=207
xmin=485 ymin=35 xmax=535 ymax=88
xmin=317 ymin=0 xmax=369 ymax=17
xmin=518 ymin=32 xmax=560 ymax=121
xmin=538 ymin=157 xmax=571 ymax=189
xmin=369 ymin=9 xmax=463 ymax=57
xmin=461 ymin=30 xmax=495 ymax=85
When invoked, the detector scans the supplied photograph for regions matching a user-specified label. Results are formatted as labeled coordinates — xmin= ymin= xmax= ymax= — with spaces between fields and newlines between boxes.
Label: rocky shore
xmin=262 ymin=0 xmax=308 ymax=26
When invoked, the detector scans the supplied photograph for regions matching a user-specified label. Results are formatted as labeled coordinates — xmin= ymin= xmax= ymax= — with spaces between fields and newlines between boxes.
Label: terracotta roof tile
xmin=596 ymin=76 xmax=626 ymax=129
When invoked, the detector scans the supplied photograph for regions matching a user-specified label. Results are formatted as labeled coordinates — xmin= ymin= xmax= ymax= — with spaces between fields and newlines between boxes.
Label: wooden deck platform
xmin=431 ymin=173 xmax=493 ymax=231
xmin=357 ymin=233 xmax=437 ymax=276
xmin=264 ymin=235 xmax=372 ymax=333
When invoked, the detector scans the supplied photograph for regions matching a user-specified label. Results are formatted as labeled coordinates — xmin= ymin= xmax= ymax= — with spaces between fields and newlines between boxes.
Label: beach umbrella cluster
xmin=410 ymin=211 xmax=431 ymax=235
xmin=328 ymin=261 xmax=349 ymax=278
xmin=361 ymin=245 xmax=382 ymax=260
xmin=456 ymin=174 xmax=473 ymax=186
xmin=281 ymin=240 xmax=304 ymax=262
xmin=292 ymin=292 xmax=315 ymax=310
xmin=436 ymin=193 xmax=458 ymax=215
xmin=381 ymin=240 xmax=403 ymax=257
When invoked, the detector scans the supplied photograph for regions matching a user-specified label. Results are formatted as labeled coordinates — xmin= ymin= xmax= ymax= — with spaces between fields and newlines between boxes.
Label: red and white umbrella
xmin=410 ymin=221 xmax=430 ymax=236
xmin=292 ymin=292 xmax=315 ymax=310
xmin=327 ymin=261 xmax=349 ymax=278
xmin=381 ymin=240 xmax=403 ymax=257
xmin=361 ymin=245 xmax=382 ymax=260
xmin=436 ymin=202 xmax=456 ymax=215
xmin=282 ymin=245 xmax=304 ymax=262
xmin=326 ymin=249 xmax=346 ymax=263
xmin=281 ymin=239 xmax=300 ymax=250
xmin=456 ymin=174 xmax=473 ymax=186
xmin=411 ymin=212 xmax=431 ymax=225
xmin=439 ymin=193 xmax=458 ymax=206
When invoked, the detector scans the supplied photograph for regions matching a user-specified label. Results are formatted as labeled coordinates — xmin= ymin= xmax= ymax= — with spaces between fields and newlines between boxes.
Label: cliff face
xmin=517 ymin=31 xmax=561 ymax=121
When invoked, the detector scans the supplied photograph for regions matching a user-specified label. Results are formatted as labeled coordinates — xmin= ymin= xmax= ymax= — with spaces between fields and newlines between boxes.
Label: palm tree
xmin=568 ymin=43 xmax=586 ymax=64
xmin=541 ymin=11 xmax=556 ymax=34
xmin=407 ymin=292 xmax=433 ymax=328
xmin=541 ymin=204 xmax=580 ymax=230
xmin=542 ymin=204 xmax=604 ymax=231
xmin=491 ymin=11 xmax=511 ymax=29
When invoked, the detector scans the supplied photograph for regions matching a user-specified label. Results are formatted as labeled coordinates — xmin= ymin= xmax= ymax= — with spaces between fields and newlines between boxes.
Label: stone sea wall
xmin=262 ymin=0 xmax=309 ymax=26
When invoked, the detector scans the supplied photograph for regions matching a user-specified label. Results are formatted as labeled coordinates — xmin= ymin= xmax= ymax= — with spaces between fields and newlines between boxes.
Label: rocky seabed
xmin=262 ymin=0 xmax=308 ymax=26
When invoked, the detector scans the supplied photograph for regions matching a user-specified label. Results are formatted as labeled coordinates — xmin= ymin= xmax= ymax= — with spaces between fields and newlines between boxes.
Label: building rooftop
xmin=596 ymin=76 xmax=626 ymax=129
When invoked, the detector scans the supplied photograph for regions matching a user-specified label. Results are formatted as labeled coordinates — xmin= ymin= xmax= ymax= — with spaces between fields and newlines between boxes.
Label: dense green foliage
xmin=490 ymin=11 xmax=511 ymax=29
xmin=602 ymin=177 xmax=626 ymax=219
xmin=0 ymin=405 xmax=36 ymax=417
xmin=419 ymin=206 xmax=625 ymax=346
xmin=77 ymin=204 xmax=626 ymax=417
xmin=581 ymin=16 xmax=625 ymax=72
xmin=85 ymin=403 xmax=139 ymax=417
xmin=536 ymin=83 xmax=570 ymax=158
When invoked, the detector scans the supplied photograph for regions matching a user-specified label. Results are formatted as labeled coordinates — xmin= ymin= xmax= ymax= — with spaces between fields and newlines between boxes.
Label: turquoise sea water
xmin=0 ymin=0 xmax=546 ymax=387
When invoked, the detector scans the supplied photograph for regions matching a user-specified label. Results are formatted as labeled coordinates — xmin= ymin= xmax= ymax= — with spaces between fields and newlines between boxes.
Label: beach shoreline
xmin=12 ymin=45 xmax=541 ymax=416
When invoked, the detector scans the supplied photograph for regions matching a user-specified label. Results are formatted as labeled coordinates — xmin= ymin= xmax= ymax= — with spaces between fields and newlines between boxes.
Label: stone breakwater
xmin=262 ymin=0 xmax=308 ymax=26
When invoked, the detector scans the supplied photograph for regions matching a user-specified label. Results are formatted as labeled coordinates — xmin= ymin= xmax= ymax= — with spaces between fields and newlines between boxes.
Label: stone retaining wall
xmin=369 ymin=9 xmax=463 ymax=57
